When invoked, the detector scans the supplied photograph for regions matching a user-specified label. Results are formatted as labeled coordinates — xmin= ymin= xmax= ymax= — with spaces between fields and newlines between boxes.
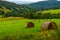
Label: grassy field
xmin=42 ymin=9 xmax=60 ymax=14
xmin=0 ymin=17 xmax=60 ymax=40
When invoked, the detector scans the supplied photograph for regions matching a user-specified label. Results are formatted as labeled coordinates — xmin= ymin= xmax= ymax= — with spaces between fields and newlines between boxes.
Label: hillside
xmin=0 ymin=1 xmax=60 ymax=19
xmin=42 ymin=9 xmax=60 ymax=14
xmin=0 ymin=1 xmax=31 ymax=17
xmin=29 ymin=1 xmax=60 ymax=10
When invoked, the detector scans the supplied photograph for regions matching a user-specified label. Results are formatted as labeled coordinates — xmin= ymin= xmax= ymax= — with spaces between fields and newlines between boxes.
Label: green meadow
xmin=0 ymin=1 xmax=60 ymax=40
xmin=0 ymin=17 xmax=60 ymax=40
xmin=42 ymin=9 xmax=60 ymax=14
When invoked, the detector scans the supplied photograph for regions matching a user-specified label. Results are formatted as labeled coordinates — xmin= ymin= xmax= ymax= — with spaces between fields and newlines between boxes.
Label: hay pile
xmin=42 ymin=22 xmax=57 ymax=30
xmin=26 ymin=22 xmax=34 ymax=28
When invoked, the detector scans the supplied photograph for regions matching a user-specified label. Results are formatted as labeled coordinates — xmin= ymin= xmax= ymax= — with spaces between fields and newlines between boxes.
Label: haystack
xmin=42 ymin=22 xmax=57 ymax=30
xmin=26 ymin=22 xmax=34 ymax=28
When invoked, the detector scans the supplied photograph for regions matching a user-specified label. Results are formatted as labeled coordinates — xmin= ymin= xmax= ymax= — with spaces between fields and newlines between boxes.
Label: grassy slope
xmin=41 ymin=9 xmax=60 ymax=14
xmin=0 ymin=18 xmax=60 ymax=40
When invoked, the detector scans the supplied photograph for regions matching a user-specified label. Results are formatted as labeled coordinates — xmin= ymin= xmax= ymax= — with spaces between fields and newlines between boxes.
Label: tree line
xmin=0 ymin=1 xmax=60 ymax=19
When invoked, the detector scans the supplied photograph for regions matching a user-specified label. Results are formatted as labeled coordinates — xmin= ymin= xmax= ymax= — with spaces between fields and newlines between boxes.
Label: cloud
xmin=6 ymin=0 xmax=47 ymax=2
xmin=57 ymin=0 xmax=60 ymax=1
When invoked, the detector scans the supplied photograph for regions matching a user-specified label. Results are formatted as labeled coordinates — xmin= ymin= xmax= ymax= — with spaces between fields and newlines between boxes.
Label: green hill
xmin=0 ymin=1 xmax=60 ymax=19
xmin=0 ymin=1 xmax=31 ymax=17
xmin=42 ymin=9 xmax=60 ymax=14
xmin=36 ymin=9 xmax=60 ymax=14
xmin=29 ymin=1 xmax=60 ymax=10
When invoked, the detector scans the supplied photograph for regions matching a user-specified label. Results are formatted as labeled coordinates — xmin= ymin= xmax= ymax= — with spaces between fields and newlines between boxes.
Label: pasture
xmin=42 ymin=9 xmax=60 ymax=14
xmin=0 ymin=17 xmax=60 ymax=40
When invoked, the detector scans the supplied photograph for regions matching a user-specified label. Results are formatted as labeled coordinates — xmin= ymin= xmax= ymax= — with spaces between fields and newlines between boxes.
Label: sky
xmin=4 ymin=0 xmax=60 ymax=4
xmin=6 ymin=0 xmax=47 ymax=2
xmin=5 ymin=0 xmax=60 ymax=2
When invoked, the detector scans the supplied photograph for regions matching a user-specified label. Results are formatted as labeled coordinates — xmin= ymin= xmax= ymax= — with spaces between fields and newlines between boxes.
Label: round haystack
xmin=42 ymin=22 xmax=57 ymax=30
xmin=26 ymin=22 xmax=34 ymax=28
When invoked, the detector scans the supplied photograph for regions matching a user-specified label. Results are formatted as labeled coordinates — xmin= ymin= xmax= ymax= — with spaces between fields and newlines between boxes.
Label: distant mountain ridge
xmin=29 ymin=1 xmax=60 ymax=10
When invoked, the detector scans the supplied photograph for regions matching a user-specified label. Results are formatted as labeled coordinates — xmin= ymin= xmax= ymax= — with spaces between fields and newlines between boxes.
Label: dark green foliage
xmin=0 ymin=1 xmax=32 ymax=17
xmin=0 ymin=1 xmax=60 ymax=19
xmin=0 ymin=10 xmax=4 ymax=15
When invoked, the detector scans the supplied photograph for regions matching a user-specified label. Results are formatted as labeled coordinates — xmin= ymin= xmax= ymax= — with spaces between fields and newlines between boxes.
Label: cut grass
xmin=0 ymin=18 xmax=60 ymax=40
